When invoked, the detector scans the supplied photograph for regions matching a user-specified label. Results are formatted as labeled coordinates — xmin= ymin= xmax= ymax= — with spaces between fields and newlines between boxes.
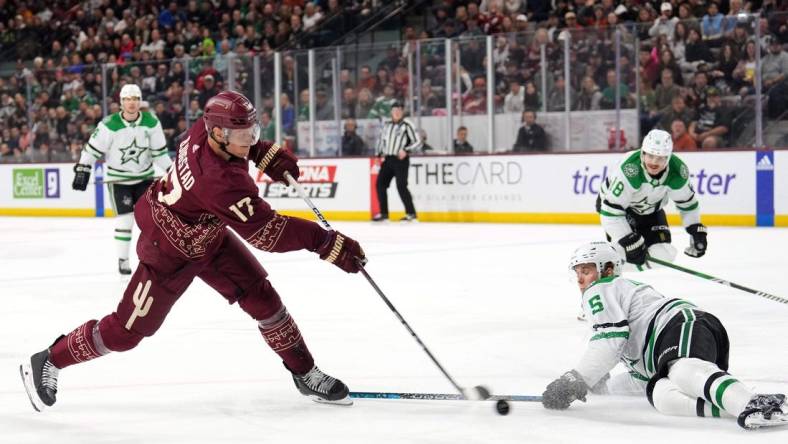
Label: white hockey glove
xmin=542 ymin=370 xmax=588 ymax=410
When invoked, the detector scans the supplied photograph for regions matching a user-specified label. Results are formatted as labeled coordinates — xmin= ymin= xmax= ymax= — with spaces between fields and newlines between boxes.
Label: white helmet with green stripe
xmin=569 ymin=242 xmax=624 ymax=276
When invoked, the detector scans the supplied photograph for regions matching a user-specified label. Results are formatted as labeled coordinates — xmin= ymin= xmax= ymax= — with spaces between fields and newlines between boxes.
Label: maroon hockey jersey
xmin=135 ymin=122 xmax=327 ymax=261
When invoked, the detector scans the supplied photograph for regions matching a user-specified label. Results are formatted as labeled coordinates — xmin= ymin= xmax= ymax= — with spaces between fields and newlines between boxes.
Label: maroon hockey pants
xmin=49 ymin=231 xmax=315 ymax=375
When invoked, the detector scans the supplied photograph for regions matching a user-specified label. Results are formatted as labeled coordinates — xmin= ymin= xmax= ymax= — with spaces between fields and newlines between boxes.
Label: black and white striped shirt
xmin=376 ymin=119 xmax=422 ymax=156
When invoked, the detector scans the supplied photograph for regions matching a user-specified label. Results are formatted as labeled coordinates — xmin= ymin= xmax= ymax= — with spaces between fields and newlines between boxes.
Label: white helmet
xmin=641 ymin=129 xmax=672 ymax=157
xmin=120 ymin=83 xmax=142 ymax=100
xmin=569 ymin=242 xmax=624 ymax=277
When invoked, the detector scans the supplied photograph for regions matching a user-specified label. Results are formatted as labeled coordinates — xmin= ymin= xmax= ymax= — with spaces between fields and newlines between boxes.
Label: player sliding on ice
xmin=20 ymin=91 xmax=366 ymax=410
xmin=542 ymin=242 xmax=788 ymax=430
xmin=597 ymin=129 xmax=707 ymax=267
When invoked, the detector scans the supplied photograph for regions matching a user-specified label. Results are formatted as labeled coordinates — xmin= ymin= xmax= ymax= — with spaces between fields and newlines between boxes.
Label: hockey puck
xmin=495 ymin=399 xmax=510 ymax=416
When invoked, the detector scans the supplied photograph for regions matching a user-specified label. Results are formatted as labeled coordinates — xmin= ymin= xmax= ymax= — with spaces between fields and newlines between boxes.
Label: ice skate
xmin=737 ymin=394 xmax=788 ymax=430
xmin=118 ymin=258 xmax=132 ymax=275
xmin=20 ymin=349 xmax=60 ymax=412
xmin=399 ymin=214 xmax=418 ymax=222
xmin=291 ymin=365 xmax=352 ymax=406
xmin=371 ymin=214 xmax=389 ymax=222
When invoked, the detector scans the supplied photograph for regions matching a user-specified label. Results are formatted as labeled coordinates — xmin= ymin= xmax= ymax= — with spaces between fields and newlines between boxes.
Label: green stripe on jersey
xmin=667 ymin=299 xmax=697 ymax=312
xmin=590 ymin=331 xmax=629 ymax=341
xmin=114 ymin=236 xmax=132 ymax=241
xmin=646 ymin=300 xmax=696 ymax=373
xmin=679 ymin=308 xmax=695 ymax=357
xmin=599 ymin=209 xmax=625 ymax=217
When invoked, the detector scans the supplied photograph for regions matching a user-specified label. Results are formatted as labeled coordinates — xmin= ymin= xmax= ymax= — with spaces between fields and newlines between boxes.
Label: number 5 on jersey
xmin=588 ymin=295 xmax=604 ymax=314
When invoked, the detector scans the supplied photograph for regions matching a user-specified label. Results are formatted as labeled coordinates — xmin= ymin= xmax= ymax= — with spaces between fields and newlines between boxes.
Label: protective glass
xmin=224 ymin=124 xmax=261 ymax=146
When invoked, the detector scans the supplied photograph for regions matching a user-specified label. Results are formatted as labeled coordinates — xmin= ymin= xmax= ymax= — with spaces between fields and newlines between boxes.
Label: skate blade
xmin=309 ymin=394 xmax=354 ymax=406
xmin=19 ymin=364 xmax=45 ymax=412
xmin=743 ymin=412 xmax=788 ymax=430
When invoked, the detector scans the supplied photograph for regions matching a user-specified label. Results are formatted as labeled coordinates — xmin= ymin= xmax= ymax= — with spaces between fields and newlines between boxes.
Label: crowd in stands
xmin=0 ymin=0 xmax=786 ymax=162
xmin=405 ymin=0 xmax=787 ymax=150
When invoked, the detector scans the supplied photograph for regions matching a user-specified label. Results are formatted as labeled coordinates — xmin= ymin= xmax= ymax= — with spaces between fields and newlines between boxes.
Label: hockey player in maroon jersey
xmin=20 ymin=91 xmax=366 ymax=410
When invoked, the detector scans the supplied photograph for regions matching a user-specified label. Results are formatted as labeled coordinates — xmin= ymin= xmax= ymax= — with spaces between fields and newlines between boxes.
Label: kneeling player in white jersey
xmin=597 ymin=129 xmax=707 ymax=267
xmin=542 ymin=242 xmax=788 ymax=430
xmin=72 ymin=84 xmax=172 ymax=275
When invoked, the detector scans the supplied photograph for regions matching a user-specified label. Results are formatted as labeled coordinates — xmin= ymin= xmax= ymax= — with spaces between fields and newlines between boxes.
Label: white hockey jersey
xmin=597 ymin=150 xmax=700 ymax=242
xmin=573 ymin=276 xmax=698 ymax=389
xmin=79 ymin=111 xmax=172 ymax=184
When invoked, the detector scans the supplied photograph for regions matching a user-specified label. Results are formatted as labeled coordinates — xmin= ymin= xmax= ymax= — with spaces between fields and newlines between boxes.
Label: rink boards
xmin=0 ymin=150 xmax=783 ymax=226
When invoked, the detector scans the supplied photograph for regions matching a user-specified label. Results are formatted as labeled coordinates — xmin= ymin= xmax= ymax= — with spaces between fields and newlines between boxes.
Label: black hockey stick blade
xmin=350 ymin=391 xmax=542 ymax=402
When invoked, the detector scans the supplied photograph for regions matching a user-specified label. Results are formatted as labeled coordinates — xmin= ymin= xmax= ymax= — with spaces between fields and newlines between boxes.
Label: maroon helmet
xmin=203 ymin=90 xmax=260 ymax=145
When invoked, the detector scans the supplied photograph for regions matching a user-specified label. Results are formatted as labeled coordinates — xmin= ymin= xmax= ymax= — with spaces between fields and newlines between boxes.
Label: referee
xmin=373 ymin=101 xmax=422 ymax=222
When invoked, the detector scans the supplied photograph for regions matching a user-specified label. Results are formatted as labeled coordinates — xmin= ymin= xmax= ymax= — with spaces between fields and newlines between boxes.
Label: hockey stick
xmin=283 ymin=171 xmax=490 ymax=400
xmin=350 ymin=391 xmax=542 ymax=402
xmin=647 ymin=256 xmax=788 ymax=305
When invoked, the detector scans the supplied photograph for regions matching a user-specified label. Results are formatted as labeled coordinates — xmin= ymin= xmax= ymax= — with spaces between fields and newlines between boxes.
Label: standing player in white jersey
xmin=542 ymin=242 xmax=788 ymax=430
xmin=596 ymin=129 xmax=707 ymax=267
xmin=72 ymin=84 xmax=173 ymax=275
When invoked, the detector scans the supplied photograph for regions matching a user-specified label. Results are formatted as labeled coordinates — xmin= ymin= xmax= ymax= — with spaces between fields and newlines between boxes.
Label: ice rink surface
xmin=1 ymin=217 xmax=786 ymax=443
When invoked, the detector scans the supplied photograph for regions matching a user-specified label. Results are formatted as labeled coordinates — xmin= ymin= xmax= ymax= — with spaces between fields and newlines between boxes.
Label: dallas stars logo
xmin=119 ymin=140 xmax=145 ymax=164
xmin=630 ymin=195 xmax=654 ymax=213
xmin=622 ymin=163 xmax=639 ymax=178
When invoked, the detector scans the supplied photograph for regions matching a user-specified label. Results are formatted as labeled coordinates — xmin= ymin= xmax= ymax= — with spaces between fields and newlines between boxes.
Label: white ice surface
xmin=1 ymin=217 xmax=786 ymax=443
